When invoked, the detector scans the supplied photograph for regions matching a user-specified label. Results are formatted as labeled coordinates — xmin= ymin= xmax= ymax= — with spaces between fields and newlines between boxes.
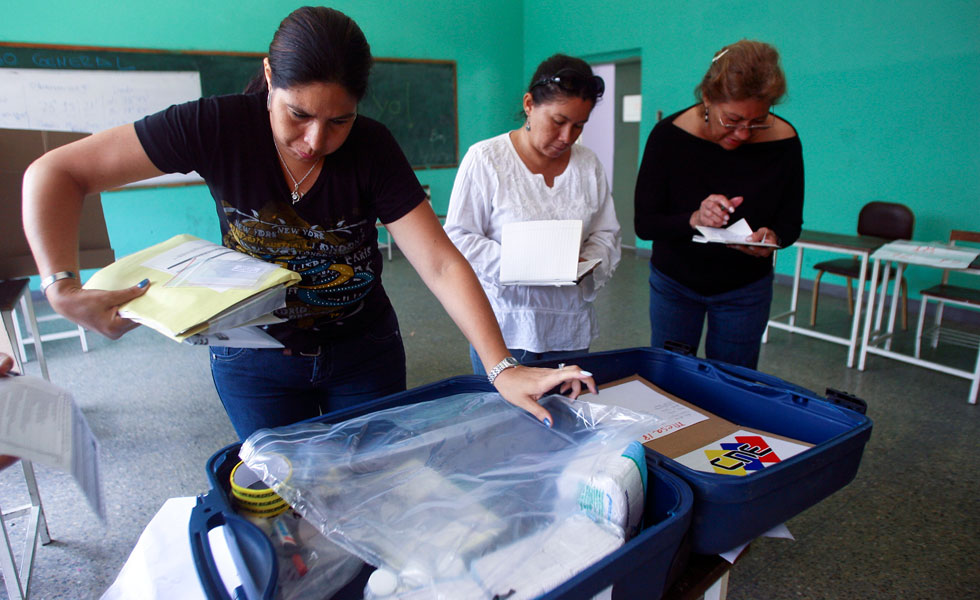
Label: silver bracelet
xmin=40 ymin=270 xmax=78 ymax=295
xmin=487 ymin=356 xmax=519 ymax=385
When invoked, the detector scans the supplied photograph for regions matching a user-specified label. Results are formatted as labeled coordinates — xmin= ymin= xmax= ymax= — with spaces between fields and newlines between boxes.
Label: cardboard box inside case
xmin=591 ymin=375 xmax=814 ymax=473
xmin=0 ymin=128 xmax=114 ymax=279
xmin=528 ymin=348 xmax=873 ymax=555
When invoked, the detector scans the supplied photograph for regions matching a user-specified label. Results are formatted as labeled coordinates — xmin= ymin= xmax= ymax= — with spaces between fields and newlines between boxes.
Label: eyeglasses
xmin=716 ymin=110 xmax=774 ymax=130
xmin=531 ymin=71 xmax=605 ymax=98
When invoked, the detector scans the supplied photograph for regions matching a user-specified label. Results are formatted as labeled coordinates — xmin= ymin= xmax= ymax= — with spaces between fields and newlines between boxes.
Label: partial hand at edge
xmin=729 ymin=226 xmax=779 ymax=258
xmin=492 ymin=364 xmax=598 ymax=426
xmin=690 ymin=195 xmax=743 ymax=229
xmin=45 ymin=279 xmax=150 ymax=340
xmin=0 ymin=353 xmax=12 ymax=376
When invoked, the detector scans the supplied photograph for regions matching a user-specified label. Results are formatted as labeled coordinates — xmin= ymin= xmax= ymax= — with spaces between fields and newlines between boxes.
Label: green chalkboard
xmin=359 ymin=59 xmax=458 ymax=169
xmin=0 ymin=42 xmax=263 ymax=98
xmin=0 ymin=42 xmax=458 ymax=169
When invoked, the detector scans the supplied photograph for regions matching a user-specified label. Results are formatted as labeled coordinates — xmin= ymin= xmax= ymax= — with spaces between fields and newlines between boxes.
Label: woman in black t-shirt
xmin=22 ymin=7 xmax=595 ymax=438
xmin=634 ymin=40 xmax=804 ymax=369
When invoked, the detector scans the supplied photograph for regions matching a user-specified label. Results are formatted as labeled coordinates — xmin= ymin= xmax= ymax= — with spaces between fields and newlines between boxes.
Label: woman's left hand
xmin=492 ymin=364 xmax=598 ymax=426
xmin=730 ymin=227 xmax=779 ymax=258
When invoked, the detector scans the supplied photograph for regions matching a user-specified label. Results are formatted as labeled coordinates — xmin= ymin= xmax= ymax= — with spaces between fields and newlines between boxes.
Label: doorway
xmin=579 ymin=58 xmax=641 ymax=250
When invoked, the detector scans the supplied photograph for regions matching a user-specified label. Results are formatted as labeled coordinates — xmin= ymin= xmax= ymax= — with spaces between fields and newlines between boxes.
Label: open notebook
xmin=499 ymin=220 xmax=601 ymax=286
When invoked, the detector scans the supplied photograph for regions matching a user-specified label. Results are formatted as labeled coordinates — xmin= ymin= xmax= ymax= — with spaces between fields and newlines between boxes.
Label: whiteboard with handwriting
xmin=0 ymin=68 xmax=202 ymax=186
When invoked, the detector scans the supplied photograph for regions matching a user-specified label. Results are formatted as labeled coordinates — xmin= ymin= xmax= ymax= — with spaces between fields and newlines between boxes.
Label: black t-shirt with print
xmin=135 ymin=93 xmax=425 ymax=351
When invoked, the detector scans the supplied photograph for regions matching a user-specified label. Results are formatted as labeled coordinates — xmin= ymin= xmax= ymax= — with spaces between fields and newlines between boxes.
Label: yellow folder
xmin=83 ymin=234 xmax=301 ymax=342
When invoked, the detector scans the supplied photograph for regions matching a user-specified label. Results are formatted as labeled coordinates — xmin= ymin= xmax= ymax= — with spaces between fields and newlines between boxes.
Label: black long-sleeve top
xmin=634 ymin=107 xmax=804 ymax=295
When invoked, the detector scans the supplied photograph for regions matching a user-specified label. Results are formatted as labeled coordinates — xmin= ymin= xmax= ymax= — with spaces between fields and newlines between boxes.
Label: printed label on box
xmin=673 ymin=431 xmax=810 ymax=476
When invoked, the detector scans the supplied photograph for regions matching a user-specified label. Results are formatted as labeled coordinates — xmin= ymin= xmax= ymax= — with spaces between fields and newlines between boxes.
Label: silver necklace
xmin=273 ymin=141 xmax=320 ymax=204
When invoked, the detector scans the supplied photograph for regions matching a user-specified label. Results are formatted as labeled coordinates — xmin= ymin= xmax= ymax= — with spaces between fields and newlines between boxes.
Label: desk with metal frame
xmin=763 ymin=230 xmax=888 ymax=367
xmin=858 ymin=251 xmax=980 ymax=404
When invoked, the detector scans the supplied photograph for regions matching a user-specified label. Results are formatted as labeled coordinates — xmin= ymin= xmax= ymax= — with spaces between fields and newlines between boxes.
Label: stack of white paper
xmin=0 ymin=375 xmax=104 ymax=520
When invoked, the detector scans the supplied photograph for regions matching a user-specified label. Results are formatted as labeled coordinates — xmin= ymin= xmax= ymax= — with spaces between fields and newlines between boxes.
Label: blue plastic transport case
xmin=191 ymin=367 xmax=695 ymax=600
xmin=190 ymin=346 xmax=871 ymax=596
xmin=528 ymin=348 xmax=873 ymax=555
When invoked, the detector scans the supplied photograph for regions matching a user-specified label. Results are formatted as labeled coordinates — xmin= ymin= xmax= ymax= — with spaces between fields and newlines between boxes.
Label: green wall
xmin=3 ymin=1 xmax=978 ymax=294
xmin=1 ymin=0 xmax=525 ymax=266
xmin=524 ymin=0 xmax=980 ymax=294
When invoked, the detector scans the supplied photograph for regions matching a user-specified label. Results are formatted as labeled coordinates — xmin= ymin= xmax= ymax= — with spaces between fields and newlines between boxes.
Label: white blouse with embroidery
xmin=444 ymin=132 xmax=621 ymax=353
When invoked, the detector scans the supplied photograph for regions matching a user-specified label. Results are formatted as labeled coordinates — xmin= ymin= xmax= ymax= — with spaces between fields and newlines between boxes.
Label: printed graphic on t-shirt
xmin=221 ymin=202 xmax=377 ymax=329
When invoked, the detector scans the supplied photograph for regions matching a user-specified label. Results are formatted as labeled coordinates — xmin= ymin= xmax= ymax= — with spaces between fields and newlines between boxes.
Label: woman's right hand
xmin=45 ymin=279 xmax=150 ymax=340
xmin=689 ymin=194 xmax=743 ymax=229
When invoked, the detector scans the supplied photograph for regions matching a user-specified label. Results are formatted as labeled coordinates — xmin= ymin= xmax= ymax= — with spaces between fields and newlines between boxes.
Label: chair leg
xmin=900 ymin=279 xmax=908 ymax=330
xmin=78 ymin=325 xmax=89 ymax=353
xmin=19 ymin=294 xmax=49 ymax=381
xmin=12 ymin=299 xmax=28 ymax=365
xmin=845 ymin=277 xmax=854 ymax=316
xmin=932 ymin=302 xmax=945 ymax=349
xmin=915 ymin=297 xmax=928 ymax=358
xmin=810 ymin=271 xmax=824 ymax=326
xmin=21 ymin=461 xmax=50 ymax=546
xmin=1 ymin=310 xmax=26 ymax=375
xmin=970 ymin=347 xmax=979 ymax=405
xmin=0 ymin=507 xmax=26 ymax=600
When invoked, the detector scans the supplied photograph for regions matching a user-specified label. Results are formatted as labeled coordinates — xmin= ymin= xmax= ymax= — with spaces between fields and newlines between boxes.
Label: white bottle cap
xmin=367 ymin=568 xmax=399 ymax=597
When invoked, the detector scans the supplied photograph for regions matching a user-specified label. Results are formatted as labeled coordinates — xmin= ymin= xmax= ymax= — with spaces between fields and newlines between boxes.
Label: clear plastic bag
xmin=241 ymin=392 xmax=658 ymax=600
xmin=265 ymin=510 xmax=364 ymax=600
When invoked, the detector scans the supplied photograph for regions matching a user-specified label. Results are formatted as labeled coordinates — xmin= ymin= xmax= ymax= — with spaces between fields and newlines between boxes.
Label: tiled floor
xmin=1 ymin=250 xmax=977 ymax=599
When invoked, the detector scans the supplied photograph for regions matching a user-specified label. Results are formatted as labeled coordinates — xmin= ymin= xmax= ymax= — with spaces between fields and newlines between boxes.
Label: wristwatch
xmin=487 ymin=356 xmax=519 ymax=385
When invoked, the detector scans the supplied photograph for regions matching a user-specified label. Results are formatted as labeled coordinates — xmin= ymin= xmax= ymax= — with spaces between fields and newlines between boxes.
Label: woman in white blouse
xmin=445 ymin=54 xmax=621 ymax=375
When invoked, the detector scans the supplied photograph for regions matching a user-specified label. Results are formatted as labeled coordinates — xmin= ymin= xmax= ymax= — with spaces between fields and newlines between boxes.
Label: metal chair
xmin=1 ymin=279 xmax=53 ymax=599
xmin=0 ymin=280 xmax=48 ymax=381
xmin=914 ymin=230 xmax=980 ymax=404
xmin=0 ymin=459 xmax=52 ymax=600
xmin=810 ymin=201 xmax=914 ymax=328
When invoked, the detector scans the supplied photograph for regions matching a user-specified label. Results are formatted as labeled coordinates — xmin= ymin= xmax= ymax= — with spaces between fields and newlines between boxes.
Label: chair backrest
xmin=950 ymin=230 xmax=980 ymax=245
xmin=856 ymin=201 xmax=915 ymax=241
xmin=941 ymin=230 xmax=980 ymax=285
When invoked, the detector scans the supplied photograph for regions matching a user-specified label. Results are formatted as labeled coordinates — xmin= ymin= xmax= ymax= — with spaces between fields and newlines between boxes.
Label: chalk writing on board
xmin=360 ymin=60 xmax=458 ymax=168
xmin=0 ymin=69 xmax=200 ymax=133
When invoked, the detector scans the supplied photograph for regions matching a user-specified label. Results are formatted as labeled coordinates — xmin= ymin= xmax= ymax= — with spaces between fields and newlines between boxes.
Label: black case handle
xmin=189 ymin=492 xmax=278 ymax=600
xmin=824 ymin=388 xmax=868 ymax=415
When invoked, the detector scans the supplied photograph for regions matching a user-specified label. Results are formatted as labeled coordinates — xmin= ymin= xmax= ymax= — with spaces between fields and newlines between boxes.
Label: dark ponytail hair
xmin=244 ymin=6 xmax=373 ymax=101
xmin=526 ymin=54 xmax=604 ymax=107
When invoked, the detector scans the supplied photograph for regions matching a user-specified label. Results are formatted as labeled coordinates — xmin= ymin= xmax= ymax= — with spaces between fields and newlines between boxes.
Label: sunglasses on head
xmin=531 ymin=70 xmax=605 ymax=97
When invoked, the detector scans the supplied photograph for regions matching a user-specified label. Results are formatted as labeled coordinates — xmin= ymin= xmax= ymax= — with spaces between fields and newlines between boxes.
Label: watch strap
xmin=487 ymin=356 xmax=519 ymax=385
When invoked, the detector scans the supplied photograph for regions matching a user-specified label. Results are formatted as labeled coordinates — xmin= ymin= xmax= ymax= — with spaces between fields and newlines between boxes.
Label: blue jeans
xmin=648 ymin=265 xmax=773 ymax=369
xmin=210 ymin=307 xmax=406 ymax=439
xmin=468 ymin=345 xmax=588 ymax=376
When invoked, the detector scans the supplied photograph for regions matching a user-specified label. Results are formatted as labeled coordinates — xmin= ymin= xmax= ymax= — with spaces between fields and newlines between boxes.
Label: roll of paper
xmin=555 ymin=441 xmax=646 ymax=538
